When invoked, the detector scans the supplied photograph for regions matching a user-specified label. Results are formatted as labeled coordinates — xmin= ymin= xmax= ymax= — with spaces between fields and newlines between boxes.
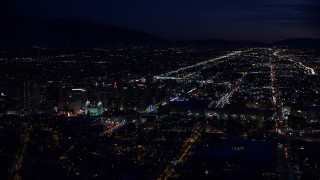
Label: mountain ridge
xmin=1 ymin=17 xmax=319 ymax=48
xmin=0 ymin=17 xmax=170 ymax=48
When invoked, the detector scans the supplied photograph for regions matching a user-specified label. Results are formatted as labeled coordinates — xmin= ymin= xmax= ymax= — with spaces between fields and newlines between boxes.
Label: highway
xmin=9 ymin=123 xmax=32 ymax=180
xmin=158 ymin=126 xmax=202 ymax=179
xmin=269 ymin=52 xmax=285 ymax=122
xmin=209 ymin=72 xmax=248 ymax=109
xmin=288 ymin=58 xmax=317 ymax=75
xmin=153 ymin=50 xmax=250 ymax=82
xmin=273 ymin=50 xmax=317 ymax=76
xmin=271 ymin=50 xmax=301 ymax=180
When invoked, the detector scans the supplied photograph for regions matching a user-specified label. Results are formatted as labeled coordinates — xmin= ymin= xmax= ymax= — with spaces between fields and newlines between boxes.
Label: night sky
xmin=3 ymin=0 xmax=320 ymax=42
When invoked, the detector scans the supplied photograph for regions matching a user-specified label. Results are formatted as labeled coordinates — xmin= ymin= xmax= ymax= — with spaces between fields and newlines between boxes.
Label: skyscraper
xmin=0 ymin=92 xmax=6 ymax=117
xmin=32 ymin=84 xmax=41 ymax=110
xmin=23 ymin=81 xmax=31 ymax=114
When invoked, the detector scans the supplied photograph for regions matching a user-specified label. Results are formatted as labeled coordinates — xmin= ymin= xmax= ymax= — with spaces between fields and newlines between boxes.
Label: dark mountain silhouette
xmin=274 ymin=38 xmax=320 ymax=48
xmin=0 ymin=17 xmax=170 ymax=48
xmin=176 ymin=38 xmax=320 ymax=48
xmin=175 ymin=39 xmax=267 ymax=48
xmin=1 ymin=16 xmax=320 ymax=48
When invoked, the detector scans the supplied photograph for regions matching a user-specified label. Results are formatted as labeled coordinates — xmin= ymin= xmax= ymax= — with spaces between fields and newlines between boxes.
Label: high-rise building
xmin=23 ymin=81 xmax=31 ymax=113
xmin=0 ymin=93 xmax=6 ymax=117
xmin=97 ymin=101 xmax=103 ymax=115
xmin=70 ymin=88 xmax=87 ymax=105
xmin=58 ymin=88 xmax=88 ymax=113
xmin=85 ymin=100 xmax=90 ymax=115
xmin=32 ymin=84 xmax=41 ymax=110
xmin=113 ymin=81 xmax=119 ymax=98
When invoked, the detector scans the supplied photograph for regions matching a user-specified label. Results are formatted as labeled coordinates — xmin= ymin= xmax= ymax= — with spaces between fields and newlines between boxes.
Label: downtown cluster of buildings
xmin=0 ymin=78 xmax=155 ymax=117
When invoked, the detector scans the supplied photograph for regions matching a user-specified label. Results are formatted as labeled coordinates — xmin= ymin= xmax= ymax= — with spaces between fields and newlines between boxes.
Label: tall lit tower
xmin=97 ymin=101 xmax=103 ymax=115
xmin=113 ymin=81 xmax=119 ymax=98
xmin=85 ymin=100 xmax=90 ymax=115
